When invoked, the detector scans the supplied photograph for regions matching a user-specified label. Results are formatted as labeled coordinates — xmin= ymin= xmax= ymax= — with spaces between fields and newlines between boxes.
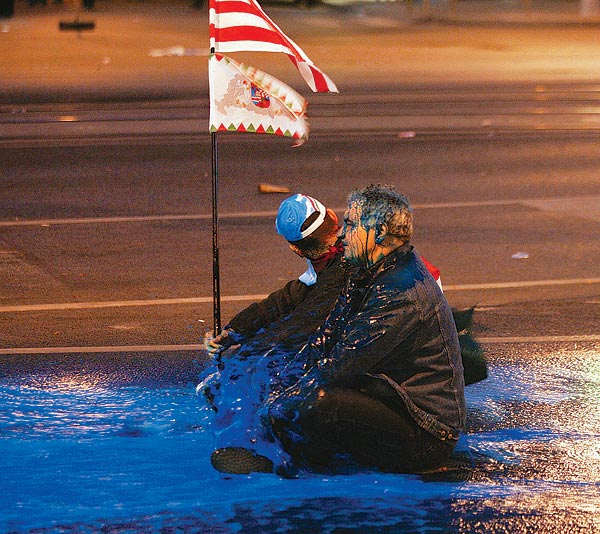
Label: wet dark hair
xmin=347 ymin=184 xmax=413 ymax=243
xmin=288 ymin=209 xmax=339 ymax=256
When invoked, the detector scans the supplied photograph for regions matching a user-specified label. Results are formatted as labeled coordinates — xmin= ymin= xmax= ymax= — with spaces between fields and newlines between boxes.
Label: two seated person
xmin=201 ymin=185 xmax=485 ymax=476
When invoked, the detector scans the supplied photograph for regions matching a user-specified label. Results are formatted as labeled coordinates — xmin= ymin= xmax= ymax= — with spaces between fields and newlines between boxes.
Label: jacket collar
xmin=355 ymin=243 xmax=413 ymax=282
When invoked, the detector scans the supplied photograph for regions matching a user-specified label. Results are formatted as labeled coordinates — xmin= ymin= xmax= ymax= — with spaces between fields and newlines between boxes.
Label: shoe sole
xmin=211 ymin=447 xmax=274 ymax=474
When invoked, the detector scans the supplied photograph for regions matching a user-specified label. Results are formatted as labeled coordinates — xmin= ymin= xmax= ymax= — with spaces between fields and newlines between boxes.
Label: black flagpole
xmin=211 ymin=129 xmax=221 ymax=339
xmin=209 ymin=46 xmax=222 ymax=344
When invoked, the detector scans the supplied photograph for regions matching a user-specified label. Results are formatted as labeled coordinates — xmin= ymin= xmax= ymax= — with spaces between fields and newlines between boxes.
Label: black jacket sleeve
xmin=226 ymin=278 xmax=312 ymax=339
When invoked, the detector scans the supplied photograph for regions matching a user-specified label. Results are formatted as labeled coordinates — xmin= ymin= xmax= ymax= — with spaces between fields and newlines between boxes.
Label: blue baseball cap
xmin=275 ymin=194 xmax=327 ymax=242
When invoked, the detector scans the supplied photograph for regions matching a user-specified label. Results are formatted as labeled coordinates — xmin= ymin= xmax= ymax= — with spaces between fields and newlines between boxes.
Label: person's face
xmin=340 ymin=202 xmax=376 ymax=267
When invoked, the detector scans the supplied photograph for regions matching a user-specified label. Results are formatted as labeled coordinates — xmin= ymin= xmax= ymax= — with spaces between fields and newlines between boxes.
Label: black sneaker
xmin=211 ymin=447 xmax=274 ymax=474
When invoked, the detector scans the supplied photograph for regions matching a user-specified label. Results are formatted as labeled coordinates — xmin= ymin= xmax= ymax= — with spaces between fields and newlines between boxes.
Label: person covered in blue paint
xmin=203 ymin=190 xmax=482 ymax=475
xmin=255 ymin=185 xmax=467 ymax=474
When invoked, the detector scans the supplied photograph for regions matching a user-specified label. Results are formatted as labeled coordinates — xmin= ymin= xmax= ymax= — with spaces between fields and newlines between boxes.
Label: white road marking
xmin=0 ymin=211 xmax=279 ymax=227
xmin=1 ymin=195 xmax=597 ymax=227
xmin=1 ymin=277 xmax=599 ymax=313
xmin=0 ymin=344 xmax=204 ymax=355
xmin=522 ymin=196 xmax=600 ymax=223
xmin=443 ymin=277 xmax=600 ymax=291
xmin=2 ymin=335 xmax=600 ymax=355
xmin=479 ymin=335 xmax=600 ymax=344
xmin=0 ymin=294 xmax=269 ymax=313
xmin=0 ymin=278 xmax=600 ymax=313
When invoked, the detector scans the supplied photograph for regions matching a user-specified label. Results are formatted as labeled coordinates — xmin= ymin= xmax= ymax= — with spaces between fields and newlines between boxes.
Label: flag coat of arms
xmin=209 ymin=53 xmax=309 ymax=142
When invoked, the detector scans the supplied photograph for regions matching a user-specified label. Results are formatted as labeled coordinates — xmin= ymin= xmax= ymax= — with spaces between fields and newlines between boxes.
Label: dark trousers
xmin=274 ymin=387 xmax=455 ymax=473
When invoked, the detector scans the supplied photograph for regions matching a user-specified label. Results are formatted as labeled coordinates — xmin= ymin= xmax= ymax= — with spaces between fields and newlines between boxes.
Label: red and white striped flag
xmin=209 ymin=0 xmax=338 ymax=93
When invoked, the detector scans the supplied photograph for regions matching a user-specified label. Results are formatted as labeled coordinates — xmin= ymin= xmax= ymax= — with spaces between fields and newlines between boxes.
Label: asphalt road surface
xmin=1 ymin=82 xmax=599 ymax=353
xmin=2 ymin=8 xmax=600 ymax=531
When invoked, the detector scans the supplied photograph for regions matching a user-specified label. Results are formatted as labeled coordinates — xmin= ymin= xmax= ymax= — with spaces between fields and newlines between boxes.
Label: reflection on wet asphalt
xmin=0 ymin=343 xmax=599 ymax=533
xmin=465 ymin=344 xmax=600 ymax=479
xmin=0 ymin=352 xmax=205 ymax=387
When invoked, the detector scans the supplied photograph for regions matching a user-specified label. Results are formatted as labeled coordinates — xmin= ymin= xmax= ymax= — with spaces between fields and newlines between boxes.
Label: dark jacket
xmin=199 ymin=252 xmax=346 ymax=423
xmin=225 ymin=250 xmax=486 ymax=387
xmin=227 ymin=278 xmax=311 ymax=341
xmin=270 ymin=245 xmax=467 ymax=442
xmin=226 ymin=253 xmax=347 ymax=359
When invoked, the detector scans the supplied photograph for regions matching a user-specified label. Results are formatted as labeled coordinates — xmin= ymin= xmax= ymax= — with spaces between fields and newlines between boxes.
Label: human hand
xmin=203 ymin=328 xmax=238 ymax=355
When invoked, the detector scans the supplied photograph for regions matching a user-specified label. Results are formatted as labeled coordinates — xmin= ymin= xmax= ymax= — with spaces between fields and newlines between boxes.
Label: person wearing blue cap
xmin=204 ymin=193 xmax=470 ymax=362
xmin=202 ymin=193 xmax=348 ymax=476
xmin=204 ymin=193 xmax=344 ymax=355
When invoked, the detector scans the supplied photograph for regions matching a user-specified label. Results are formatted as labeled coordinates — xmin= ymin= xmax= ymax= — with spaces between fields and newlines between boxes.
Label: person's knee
xmin=305 ymin=387 xmax=329 ymax=409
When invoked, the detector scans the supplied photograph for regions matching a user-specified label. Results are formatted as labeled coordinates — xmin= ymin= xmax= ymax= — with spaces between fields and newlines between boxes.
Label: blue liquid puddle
xmin=197 ymin=345 xmax=299 ymax=470
xmin=1 ymin=344 xmax=600 ymax=533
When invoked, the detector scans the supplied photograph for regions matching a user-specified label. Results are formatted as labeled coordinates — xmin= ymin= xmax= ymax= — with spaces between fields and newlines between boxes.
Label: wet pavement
xmin=1 ymin=342 xmax=600 ymax=532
